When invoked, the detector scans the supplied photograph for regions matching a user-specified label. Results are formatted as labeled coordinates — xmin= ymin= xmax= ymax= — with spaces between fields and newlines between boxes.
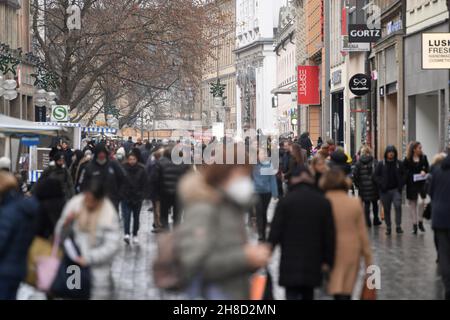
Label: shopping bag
xmin=267 ymin=198 xmax=278 ymax=224
xmin=36 ymin=237 xmax=61 ymax=292
xmin=250 ymin=269 xmax=272 ymax=300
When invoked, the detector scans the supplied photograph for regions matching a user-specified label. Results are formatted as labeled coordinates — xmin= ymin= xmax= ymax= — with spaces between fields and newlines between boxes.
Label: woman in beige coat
xmin=320 ymin=169 xmax=373 ymax=300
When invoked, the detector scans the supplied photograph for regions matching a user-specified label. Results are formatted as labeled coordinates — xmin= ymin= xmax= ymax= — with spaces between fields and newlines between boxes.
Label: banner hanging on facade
xmin=422 ymin=33 xmax=450 ymax=69
xmin=297 ymin=66 xmax=320 ymax=105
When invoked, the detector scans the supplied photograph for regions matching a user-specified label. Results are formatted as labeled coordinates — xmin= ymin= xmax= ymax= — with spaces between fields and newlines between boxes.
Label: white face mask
xmin=224 ymin=176 xmax=254 ymax=206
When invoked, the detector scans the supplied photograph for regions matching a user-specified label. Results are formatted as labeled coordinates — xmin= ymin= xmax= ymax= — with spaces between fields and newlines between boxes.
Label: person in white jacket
xmin=55 ymin=179 xmax=120 ymax=300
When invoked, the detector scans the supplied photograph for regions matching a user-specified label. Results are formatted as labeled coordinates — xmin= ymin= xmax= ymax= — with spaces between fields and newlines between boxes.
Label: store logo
xmin=51 ymin=105 xmax=70 ymax=122
xmin=349 ymin=74 xmax=371 ymax=96
xmin=348 ymin=2 xmax=381 ymax=43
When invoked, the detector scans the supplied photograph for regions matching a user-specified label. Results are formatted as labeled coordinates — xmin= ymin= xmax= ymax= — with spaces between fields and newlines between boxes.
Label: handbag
xmin=250 ymin=268 xmax=273 ymax=300
xmin=50 ymin=235 xmax=91 ymax=300
xmin=360 ymin=279 xmax=377 ymax=300
xmin=423 ymin=203 xmax=432 ymax=220
xmin=36 ymin=237 xmax=61 ymax=292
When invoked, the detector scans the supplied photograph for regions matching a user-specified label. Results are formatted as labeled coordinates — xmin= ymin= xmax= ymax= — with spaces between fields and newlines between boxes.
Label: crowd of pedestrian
xmin=0 ymin=133 xmax=449 ymax=301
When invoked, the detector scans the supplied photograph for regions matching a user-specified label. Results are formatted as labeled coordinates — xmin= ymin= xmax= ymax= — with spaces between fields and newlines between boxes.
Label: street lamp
xmin=0 ymin=75 xmax=18 ymax=101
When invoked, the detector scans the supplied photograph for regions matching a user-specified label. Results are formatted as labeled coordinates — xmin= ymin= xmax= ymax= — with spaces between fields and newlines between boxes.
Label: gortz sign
xmin=349 ymin=25 xmax=381 ymax=43
xmin=422 ymin=33 xmax=450 ymax=70
xmin=349 ymin=74 xmax=371 ymax=96
xmin=51 ymin=105 xmax=70 ymax=122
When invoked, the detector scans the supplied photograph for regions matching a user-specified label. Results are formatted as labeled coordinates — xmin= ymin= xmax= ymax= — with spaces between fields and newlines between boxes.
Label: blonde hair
xmin=360 ymin=146 xmax=372 ymax=157
xmin=432 ymin=153 xmax=447 ymax=166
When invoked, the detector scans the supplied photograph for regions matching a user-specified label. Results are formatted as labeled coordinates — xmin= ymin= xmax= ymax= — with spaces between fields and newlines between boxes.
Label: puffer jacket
xmin=0 ymin=188 xmax=39 ymax=280
xmin=122 ymin=163 xmax=147 ymax=203
xmin=176 ymin=172 xmax=253 ymax=300
xmin=151 ymin=157 xmax=190 ymax=197
xmin=353 ymin=155 xmax=379 ymax=201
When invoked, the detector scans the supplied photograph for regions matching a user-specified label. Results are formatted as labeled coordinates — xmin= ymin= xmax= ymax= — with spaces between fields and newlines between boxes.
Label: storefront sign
xmin=332 ymin=70 xmax=342 ymax=85
xmin=341 ymin=35 xmax=370 ymax=52
xmin=51 ymin=105 xmax=70 ymax=122
xmin=349 ymin=74 xmax=371 ymax=96
xmin=422 ymin=33 xmax=450 ymax=69
xmin=35 ymin=106 xmax=46 ymax=122
xmin=297 ymin=66 xmax=320 ymax=105
xmin=36 ymin=148 xmax=51 ymax=171
xmin=21 ymin=135 xmax=40 ymax=147
xmin=386 ymin=19 xmax=402 ymax=36
xmin=348 ymin=24 xmax=381 ymax=43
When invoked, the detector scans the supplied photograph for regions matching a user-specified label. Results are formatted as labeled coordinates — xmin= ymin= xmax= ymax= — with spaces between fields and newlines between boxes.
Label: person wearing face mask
xmin=78 ymin=143 xmax=127 ymax=211
xmin=176 ymin=143 xmax=271 ymax=300
xmin=55 ymin=179 xmax=120 ymax=300
xmin=253 ymin=148 xmax=278 ymax=242
xmin=34 ymin=152 xmax=75 ymax=200
xmin=121 ymin=153 xmax=147 ymax=245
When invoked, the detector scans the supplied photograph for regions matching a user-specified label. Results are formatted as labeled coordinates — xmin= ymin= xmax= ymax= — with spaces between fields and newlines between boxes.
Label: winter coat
xmin=150 ymin=157 xmax=190 ymax=197
xmin=122 ymin=163 xmax=147 ymax=203
xmin=62 ymin=148 xmax=74 ymax=168
xmin=403 ymin=155 xmax=429 ymax=200
xmin=74 ymin=157 xmax=91 ymax=193
xmin=123 ymin=140 xmax=134 ymax=154
xmin=55 ymin=194 xmax=121 ymax=300
xmin=374 ymin=146 xmax=405 ymax=193
xmin=353 ymin=155 xmax=379 ymax=201
xmin=36 ymin=165 xmax=75 ymax=200
xmin=326 ymin=191 xmax=373 ymax=295
xmin=430 ymin=155 xmax=450 ymax=230
xmin=269 ymin=182 xmax=335 ymax=288
xmin=177 ymin=172 xmax=253 ymax=300
xmin=299 ymin=134 xmax=313 ymax=157
xmin=79 ymin=145 xmax=127 ymax=205
xmin=0 ymin=191 xmax=39 ymax=280
xmin=32 ymin=177 xmax=66 ymax=239
xmin=253 ymin=162 xmax=278 ymax=197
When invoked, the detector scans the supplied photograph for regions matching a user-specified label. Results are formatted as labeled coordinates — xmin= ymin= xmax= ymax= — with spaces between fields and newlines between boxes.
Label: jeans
xmin=380 ymin=189 xmax=402 ymax=229
xmin=255 ymin=193 xmax=272 ymax=241
xmin=122 ymin=201 xmax=142 ymax=236
xmin=0 ymin=276 xmax=20 ymax=300
xmin=285 ymin=286 xmax=314 ymax=300
xmin=434 ymin=229 xmax=450 ymax=299
xmin=160 ymin=194 xmax=181 ymax=230
xmin=363 ymin=200 xmax=379 ymax=226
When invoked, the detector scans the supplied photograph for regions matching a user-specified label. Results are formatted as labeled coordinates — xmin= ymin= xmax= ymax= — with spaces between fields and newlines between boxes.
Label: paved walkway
xmin=18 ymin=201 xmax=445 ymax=300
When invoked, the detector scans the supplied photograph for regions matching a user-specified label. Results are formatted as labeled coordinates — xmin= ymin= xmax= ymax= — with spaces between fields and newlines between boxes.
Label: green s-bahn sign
xmin=51 ymin=105 xmax=70 ymax=122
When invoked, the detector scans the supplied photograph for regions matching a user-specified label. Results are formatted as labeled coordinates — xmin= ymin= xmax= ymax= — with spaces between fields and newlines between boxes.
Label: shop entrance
xmin=409 ymin=91 xmax=440 ymax=157
xmin=332 ymin=91 xmax=344 ymax=146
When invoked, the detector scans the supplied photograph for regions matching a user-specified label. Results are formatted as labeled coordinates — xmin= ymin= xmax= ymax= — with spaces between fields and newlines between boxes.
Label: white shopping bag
xmin=267 ymin=198 xmax=279 ymax=223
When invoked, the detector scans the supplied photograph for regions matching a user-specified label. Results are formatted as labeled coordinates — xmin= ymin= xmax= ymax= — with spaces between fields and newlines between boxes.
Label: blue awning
xmin=83 ymin=127 xmax=118 ymax=134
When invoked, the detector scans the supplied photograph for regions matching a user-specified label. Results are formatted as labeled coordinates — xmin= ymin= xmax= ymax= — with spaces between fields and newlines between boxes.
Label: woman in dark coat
xmin=269 ymin=167 xmax=336 ymax=300
xmin=353 ymin=146 xmax=381 ymax=227
xmin=403 ymin=141 xmax=429 ymax=234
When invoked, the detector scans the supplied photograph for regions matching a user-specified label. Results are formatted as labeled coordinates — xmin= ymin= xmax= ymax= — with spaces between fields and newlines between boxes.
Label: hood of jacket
xmin=384 ymin=145 xmax=398 ymax=161
xmin=441 ymin=154 xmax=450 ymax=170
xmin=178 ymin=171 xmax=221 ymax=206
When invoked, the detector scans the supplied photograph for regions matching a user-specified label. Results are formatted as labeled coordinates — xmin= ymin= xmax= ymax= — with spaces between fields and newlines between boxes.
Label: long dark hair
xmin=291 ymin=144 xmax=305 ymax=166
xmin=406 ymin=141 xmax=421 ymax=161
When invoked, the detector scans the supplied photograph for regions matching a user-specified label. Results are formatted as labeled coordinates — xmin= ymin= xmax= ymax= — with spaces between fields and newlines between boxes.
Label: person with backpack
xmin=353 ymin=146 xmax=381 ymax=228
xmin=374 ymin=145 xmax=405 ymax=235
xmin=403 ymin=141 xmax=430 ymax=234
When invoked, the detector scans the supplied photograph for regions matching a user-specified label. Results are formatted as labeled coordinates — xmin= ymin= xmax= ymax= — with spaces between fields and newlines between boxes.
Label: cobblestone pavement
xmin=18 ymin=201 xmax=445 ymax=300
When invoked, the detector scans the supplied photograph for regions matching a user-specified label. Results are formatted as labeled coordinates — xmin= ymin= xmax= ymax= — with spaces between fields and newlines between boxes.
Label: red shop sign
xmin=297 ymin=66 xmax=320 ymax=105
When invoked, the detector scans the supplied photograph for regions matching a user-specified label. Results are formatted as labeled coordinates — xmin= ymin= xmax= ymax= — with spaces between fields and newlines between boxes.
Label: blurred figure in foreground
xmin=269 ymin=167 xmax=335 ymax=300
xmin=176 ymin=144 xmax=271 ymax=300
xmin=310 ymin=156 xmax=328 ymax=189
xmin=0 ymin=171 xmax=39 ymax=300
xmin=321 ymin=169 xmax=373 ymax=300
xmin=37 ymin=152 xmax=75 ymax=200
xmin=429 ymin=153 xmax=450 ymax=300
xmin=253 ymin=148 xmax=278 ymax=242
xmin=55 ymin=180 xmax=120 ymax=300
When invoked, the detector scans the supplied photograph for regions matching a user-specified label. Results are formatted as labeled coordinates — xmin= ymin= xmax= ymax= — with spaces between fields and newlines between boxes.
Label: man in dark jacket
xmin=0 ymin=172 xmax=39 ymax=300
xmin=150 ymin=144 xmax=190 ymax=230
xmin=374 ymin=145 xmax=405 ymax=235
xmin=79 ymin=143 xmax=127 ymax=210
xmin=122 ymin=152 xmax=147 ymax=244
xmin=35 ymin=152 xmax=75 ymax=200
xmin=430 ymin=153 xmax=450 ymax=300
xmin=268 ymin=168 xmax=335 ymax=300
xmin=61 ymin=140 xmax=74 ymax=168
xmin=299 ymin=132 xmax=313 ymax=158
xmin=353 ymin=147 xmax=381 ymax=227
